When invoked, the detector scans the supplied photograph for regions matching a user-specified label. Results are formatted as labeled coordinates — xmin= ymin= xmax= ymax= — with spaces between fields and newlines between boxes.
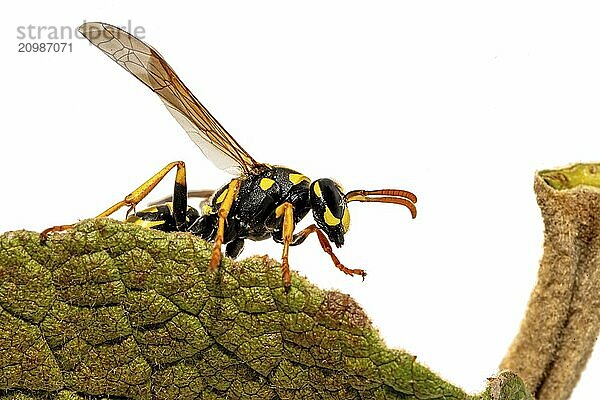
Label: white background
xmin=1 ymin=1 xmax=599 ymax=398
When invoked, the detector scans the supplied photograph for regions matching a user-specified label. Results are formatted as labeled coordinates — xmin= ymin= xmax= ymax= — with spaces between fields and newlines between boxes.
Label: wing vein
xmin=79 ymin=22 xmax=262 ymax=175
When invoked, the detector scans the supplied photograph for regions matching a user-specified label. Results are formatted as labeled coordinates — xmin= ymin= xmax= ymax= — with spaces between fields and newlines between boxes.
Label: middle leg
xmin=209 ymin=179 xmax=241 ymax=271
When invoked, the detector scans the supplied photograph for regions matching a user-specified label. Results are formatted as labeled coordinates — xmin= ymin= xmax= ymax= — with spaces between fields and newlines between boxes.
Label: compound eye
xmin=323 ymin=205 xmax=341 ymax=227
xmin=312 ymin=179 xmax=343 ymax=212
xmin=310 ymin=178 xmax=349 ymax=244
xmin=322 ymin=199 xmax=350 ymax=233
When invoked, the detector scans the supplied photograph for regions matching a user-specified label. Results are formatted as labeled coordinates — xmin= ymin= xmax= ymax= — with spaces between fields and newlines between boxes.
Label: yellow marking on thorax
xmin=313 ymin=181 xmax=322 ymax=197
xmin=260 ymin=178 xmax=275 ymax=190
xmin=324 ymin=207 xmax=340 ymax=226
xmin=289 ymin=173 xmax=309 ymax=185
xmin=216 ymin=188 xmax=228 ymax=204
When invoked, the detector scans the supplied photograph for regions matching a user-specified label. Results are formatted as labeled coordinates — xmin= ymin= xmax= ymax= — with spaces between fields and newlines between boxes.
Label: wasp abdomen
xmin=127 ymin=203 xmax=200 ymax=232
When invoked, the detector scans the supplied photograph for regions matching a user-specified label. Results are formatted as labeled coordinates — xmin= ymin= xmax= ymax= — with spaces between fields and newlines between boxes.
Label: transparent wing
xmin=79 ymin=22 xmax=261 ymax=175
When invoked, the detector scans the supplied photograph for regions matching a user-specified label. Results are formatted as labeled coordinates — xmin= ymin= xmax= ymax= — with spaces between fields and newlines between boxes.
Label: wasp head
xmin=309 ymin=178 xmax=350 ymax=247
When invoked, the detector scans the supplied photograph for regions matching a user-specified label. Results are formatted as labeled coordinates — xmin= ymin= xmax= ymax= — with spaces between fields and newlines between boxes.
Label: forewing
xmin=79 ymin=22 xmax=259 ymax=175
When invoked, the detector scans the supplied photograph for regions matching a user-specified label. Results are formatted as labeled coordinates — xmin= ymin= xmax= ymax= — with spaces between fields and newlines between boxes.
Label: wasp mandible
xmin=43 ymin=22 xmax=417 ymax=291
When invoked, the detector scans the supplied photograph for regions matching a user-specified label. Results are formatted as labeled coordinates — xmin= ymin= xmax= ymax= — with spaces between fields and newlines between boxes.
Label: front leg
xmin=275 ymin=202 xmax=295 ymax=291
xmin=290 ymin=224 xmax=366 ymax=279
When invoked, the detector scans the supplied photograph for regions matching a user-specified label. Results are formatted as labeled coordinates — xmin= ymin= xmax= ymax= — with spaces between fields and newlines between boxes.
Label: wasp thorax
xmin=309 ymin=178 xmax=350 ymax=247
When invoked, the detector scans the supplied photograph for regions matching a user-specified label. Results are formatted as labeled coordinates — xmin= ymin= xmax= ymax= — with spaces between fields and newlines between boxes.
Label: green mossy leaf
xmin=0 ymin=219 xmax=531 ymax=399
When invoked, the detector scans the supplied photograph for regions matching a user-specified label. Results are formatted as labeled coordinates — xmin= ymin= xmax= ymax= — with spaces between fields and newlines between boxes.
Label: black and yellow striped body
xmin=126 ymin=203 xmax=200 ymax=233
xmin=127 ymin=166 xmax=312 ymax=258
xmin=50 ymin=22 xmax=418 ymax=291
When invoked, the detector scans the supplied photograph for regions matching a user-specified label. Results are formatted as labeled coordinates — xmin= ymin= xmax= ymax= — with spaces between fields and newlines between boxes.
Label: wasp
xmin=43 ymin=22 xmax=417 ymax=291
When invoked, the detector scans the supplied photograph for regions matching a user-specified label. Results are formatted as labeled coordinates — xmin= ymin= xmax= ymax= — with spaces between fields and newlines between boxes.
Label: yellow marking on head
xmin=313 ymin=181 xmax=322 ymax=197
xmin=216 ymin=188 xmax=228 ymax=204
xmin=289 ymin=173 xmax=309 ymax=185
xmin=201 ymin=203 xmax=213 ymax=216
xmin=144 ymin=206 xmax=159 ymax=213
xmin=260 ymin=178 xmax=275 ymax=190
xmin=342 ymin=207 xmax=350 ymax=233
xmin=324 ymin=206 xmax=341 ymax=226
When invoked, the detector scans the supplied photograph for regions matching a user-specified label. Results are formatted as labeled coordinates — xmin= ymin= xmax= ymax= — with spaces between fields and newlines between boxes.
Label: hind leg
xmin=42 ymin=161 xmax=188 ymax=237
